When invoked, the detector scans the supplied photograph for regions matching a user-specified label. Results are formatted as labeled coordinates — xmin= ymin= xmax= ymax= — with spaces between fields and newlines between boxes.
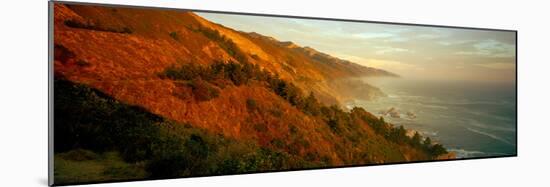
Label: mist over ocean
xmin=349 ymin=78 xmax=517 ymax=158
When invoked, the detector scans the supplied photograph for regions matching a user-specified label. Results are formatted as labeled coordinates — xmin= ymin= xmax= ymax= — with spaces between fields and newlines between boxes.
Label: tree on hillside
xmin=423 ymin=137 xmax=432 ymax=147
xmin=299 ymin=92 xmax=321 ymax=116
xmin=430 ymin=144 xmax=448 ymax=156
xmin=388 ymin=125 xmax=408 ymax=144
xmin=411 ymin=132 xmax=422 ymax=147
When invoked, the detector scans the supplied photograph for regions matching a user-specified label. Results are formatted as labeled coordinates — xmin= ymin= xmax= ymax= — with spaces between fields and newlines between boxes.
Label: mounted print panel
xmin=49 ymin=1 xmax=517 ymax=186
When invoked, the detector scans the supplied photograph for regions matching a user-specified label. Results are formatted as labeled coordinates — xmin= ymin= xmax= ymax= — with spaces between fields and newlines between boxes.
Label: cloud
xmin=474 ymin=39 xmax=515 ymax=56
xmin=383 ymin=37 xmax=409 ymax=42
xmin=351 ymin=30 xmax=410 ymax=42
xmin=417 ymin=34 xmax=443 ymax=39
xmin=364 ymin=59 xmax=422 ymax=72
xmin=332 ymin=53 xmax=369 ymax=65
xmin=437 ymin=40 xmax=475 ymax=46
xmin=455 ymin=39 xmax=515 ymax=58
xmin=374 ymin=46 xmax=411 ymax=55
xmin=335 ymin=53 xmax=419 ymax=72
xmin=475 ymin=62 xmax=515 ymax=70
xmin=352 ymin=32 xmax=395 ymax=39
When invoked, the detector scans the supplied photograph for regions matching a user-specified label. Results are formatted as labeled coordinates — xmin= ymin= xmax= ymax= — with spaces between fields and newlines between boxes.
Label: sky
xmin=197 ymin=12 xmax=516 ymax=83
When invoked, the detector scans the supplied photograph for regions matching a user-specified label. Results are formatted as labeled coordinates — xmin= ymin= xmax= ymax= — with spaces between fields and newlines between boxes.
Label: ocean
xmin=347 ymin=78 xmax=517 ymax=158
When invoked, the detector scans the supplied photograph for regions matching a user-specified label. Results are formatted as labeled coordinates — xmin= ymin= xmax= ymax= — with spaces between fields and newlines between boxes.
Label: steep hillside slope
xmin=52 ymin=3 xmax=449 ymax=184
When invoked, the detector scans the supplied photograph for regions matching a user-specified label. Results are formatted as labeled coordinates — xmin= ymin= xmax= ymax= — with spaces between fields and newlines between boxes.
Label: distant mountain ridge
xmin=247 ymin=32 xmax=398 ymax=77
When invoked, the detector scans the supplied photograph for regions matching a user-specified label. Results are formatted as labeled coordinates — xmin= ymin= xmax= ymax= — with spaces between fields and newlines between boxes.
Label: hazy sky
xmin=197 ymin=12 xmax=516 ymax=82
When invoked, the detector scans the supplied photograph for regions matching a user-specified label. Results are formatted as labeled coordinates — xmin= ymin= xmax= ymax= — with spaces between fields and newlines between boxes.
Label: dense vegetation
xmin=358 ymin=111 xmax=448 ymax=157
xmin=55 ymin=57 xmax=447 ymax=184
xmin=54 ymin=48 xmax=446 ymax=184
xmin=160 ymin=60 xmax=448 ymax=159
xmin=54 ymin=79 xmax=318 ymax=184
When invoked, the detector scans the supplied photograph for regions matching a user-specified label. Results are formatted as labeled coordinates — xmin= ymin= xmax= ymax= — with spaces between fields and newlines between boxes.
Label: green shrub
xmin=54 ymin=44 xmax=76 ymax=64
xmin=215 ymin=158 xmax=242 ymax=174
xmin=327 ymin=119 xmax=340 ymax=133
xmin=54 ymin=150 xmax=147 ymax=184
xmin=271 ymin=139 xmax=285 ymax=149
xmin=423 ymin=137 xmax=432 ymax=147
xmin=410 ymin=132 xmax=422 ymax=147
xmin=299 ymin=92 xmax=321 ymax=115
xmin=146 ymin=154 xmax=187 ymax=178
xmin=253 ymin=123 xmax=268 ymax=133
xmin=269 ymin=107 xmax=283 ymax=117
xmin=161 ymin=63 xmax=206 ymax=81
xmin=76 ymin=59 xmax=91 ymax=67
xmin=185 ymin=134 xmax=210 ymax=159
xmin=189 ymin=78 xmax=220 ymax=101
xmin=121 ymin=27 xmax=133 ymax=34
xmin=288 ymin=125 xmax=298 ymax=135
xmin=246 ymin=98 xmax=258 ymax=111
xmin=430 ymin=144 xmax=448 ymax=157
xmin=267 ymin=77 xmax=302 ymax=106
xmin=169 ymin=31 xmax=179 ymax=41
xmin=387 ymin=125 xmax=408 ymax=145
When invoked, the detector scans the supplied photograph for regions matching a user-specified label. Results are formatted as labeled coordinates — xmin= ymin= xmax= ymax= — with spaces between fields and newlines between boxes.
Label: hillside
xmin=52 ymin=3 xmax=449 ymax=185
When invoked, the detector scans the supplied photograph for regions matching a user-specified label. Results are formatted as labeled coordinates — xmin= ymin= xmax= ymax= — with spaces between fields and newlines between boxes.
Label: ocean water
xmin=347 ymin=78 xmax=517 ymax=158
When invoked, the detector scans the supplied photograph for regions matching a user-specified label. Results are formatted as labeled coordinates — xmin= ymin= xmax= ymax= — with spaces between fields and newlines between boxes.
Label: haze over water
xmin=349 ymin=78 xmax=516 ymax=158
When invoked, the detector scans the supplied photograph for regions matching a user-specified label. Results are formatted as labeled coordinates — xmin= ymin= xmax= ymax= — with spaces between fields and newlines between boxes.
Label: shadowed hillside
xmin=53 ymin=3 xmax=450 ymax=184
